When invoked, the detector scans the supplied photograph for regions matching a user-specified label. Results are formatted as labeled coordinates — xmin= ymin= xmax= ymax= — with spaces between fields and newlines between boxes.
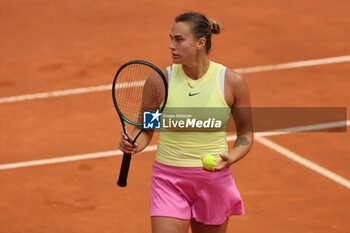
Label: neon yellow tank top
xmin=155 ymin=61 xmax=231 ymax=167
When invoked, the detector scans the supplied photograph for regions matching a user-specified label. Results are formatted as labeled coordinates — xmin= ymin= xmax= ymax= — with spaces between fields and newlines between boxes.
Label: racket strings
xmin=114 ymin=64 xmax=166 ymax=124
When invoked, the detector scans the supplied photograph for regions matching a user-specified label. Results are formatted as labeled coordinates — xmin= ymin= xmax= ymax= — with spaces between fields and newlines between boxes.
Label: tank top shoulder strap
xmin=219 ymin=66 xmax=226 ymax=98
xmin=166 ymin=66 xmax=172 ymax=86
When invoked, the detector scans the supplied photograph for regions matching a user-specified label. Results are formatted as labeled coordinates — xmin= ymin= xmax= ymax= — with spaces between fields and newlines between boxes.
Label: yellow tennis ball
xmin=202 ymin=155 xmax=217 ymax=171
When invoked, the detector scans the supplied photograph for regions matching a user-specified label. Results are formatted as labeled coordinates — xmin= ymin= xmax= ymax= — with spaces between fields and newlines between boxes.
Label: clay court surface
xmin=1 ymin=0 xmax=350 ymax=232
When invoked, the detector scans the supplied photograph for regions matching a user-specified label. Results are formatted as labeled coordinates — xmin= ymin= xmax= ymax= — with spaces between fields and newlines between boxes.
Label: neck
xmin=182 ymin=56 xmax=210 ymax=80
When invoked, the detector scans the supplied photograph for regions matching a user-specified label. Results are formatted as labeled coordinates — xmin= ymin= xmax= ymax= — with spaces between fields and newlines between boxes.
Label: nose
xmin=169 ymin=40 xmax=175 ymax=50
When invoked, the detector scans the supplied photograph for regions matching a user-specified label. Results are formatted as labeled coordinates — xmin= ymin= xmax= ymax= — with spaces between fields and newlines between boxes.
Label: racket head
xmin=112 ymin=60 xmax=168 ymax=127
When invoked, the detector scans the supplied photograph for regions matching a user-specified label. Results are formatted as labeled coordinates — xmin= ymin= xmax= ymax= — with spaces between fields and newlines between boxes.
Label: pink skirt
xmin=150 ymin=161 xmax=244 ymax=225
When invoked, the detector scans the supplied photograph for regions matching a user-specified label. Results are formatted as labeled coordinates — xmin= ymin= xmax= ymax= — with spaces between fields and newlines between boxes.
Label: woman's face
xmin=169 ymin=22 xmax=198 ymax=64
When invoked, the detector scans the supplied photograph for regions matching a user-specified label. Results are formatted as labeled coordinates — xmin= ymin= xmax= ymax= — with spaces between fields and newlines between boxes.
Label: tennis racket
xmin=112 ymin=60 xmax=168 ymax=187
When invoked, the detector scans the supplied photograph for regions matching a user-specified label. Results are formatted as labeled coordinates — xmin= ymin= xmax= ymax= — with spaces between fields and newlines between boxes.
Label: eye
xmin=169 ymin=35 xmax=184 ymax=42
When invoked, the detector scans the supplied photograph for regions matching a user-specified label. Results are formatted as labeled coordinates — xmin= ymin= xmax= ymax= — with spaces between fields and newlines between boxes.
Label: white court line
xmin=1 ymin=55 xmax=350 ymax=104
xmin=0 ymin=81 xmax=145 ymax=104
xmin=235 ymin=55 xmax=350 ymax=73
xmin=228 ymin=120 xmax=350 ymax=140
xmin=0 ymin=121 xmax=348 ymax=171
xmin=0 ymin=84 xmax=111 ymax=104
xmin=0 ymin=145 xmax=157 ymax=170
xmin=255 ymin=136 xmax=350 ymax=189
xmin=0 ymin=150 xmax=121 ymax=170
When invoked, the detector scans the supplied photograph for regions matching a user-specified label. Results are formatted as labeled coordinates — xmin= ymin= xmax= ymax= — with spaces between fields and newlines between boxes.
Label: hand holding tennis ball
xmin=202 ymin=155 xmax=217 ymax=171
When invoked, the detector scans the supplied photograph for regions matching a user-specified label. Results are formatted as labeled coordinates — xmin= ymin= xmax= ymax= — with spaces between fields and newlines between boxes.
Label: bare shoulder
xmin=161 ymin=68 xmax=169 ymax=82
xmin=225 ymin=68 xmax=245 ymax=86
xmin=148 ymin=67 xmax=169 ymax=84
xmin=225 ymin=68 xmax=249 ymax=97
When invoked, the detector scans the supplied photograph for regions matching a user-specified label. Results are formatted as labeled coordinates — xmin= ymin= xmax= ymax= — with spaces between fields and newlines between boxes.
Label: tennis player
xmin=119 ymin=12 xmax=254 ymax=233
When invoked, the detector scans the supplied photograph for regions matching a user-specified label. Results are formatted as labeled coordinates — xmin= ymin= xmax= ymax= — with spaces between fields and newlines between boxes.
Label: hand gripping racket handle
xmin=117 ymin=153 xmax=132 ymax=187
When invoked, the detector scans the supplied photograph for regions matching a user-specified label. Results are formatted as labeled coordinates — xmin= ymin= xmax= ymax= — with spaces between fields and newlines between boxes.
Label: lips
xmin=172 ymin=53 xmax=179 ymax=59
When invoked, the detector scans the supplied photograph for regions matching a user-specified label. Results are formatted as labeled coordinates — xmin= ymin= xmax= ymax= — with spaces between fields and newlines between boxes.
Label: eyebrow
xmin=169 ymin=34 xmax=184 ymax=38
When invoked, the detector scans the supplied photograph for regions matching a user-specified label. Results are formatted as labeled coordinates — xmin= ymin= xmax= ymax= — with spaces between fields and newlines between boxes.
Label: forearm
xmin=227 ymin=133 xmax=254 ymax=164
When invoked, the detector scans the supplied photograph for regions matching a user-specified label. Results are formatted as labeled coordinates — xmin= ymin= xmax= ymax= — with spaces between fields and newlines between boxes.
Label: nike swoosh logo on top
xmin=189 ymin=92 xmax=200 ymax=96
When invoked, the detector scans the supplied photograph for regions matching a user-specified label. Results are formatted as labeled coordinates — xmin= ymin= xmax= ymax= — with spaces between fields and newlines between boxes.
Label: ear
xmin=196 ymin=37 xmax=206 ymax=50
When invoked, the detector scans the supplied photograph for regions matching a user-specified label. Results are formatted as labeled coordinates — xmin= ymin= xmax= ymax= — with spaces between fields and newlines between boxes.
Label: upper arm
xmin=225 ymin=68 xmax=253 ymax=134
xmin=142 ymin=67 xmax=169 ymax=110
xmin=132 ymin=67 xmax=169 ymax=141
xmin=161 ymin=68 xmax=169 ymax=83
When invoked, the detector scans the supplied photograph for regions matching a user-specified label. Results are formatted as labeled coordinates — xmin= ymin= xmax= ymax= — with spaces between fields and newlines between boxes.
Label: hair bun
xmin=208 ymin=19 xmax=221 ymax=34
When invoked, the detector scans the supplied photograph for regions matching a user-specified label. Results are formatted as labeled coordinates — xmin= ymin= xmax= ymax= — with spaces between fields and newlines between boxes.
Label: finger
xmin=122 ymin=140 xmax=138 ymax=153
xmin=120 ymin=131 xmax=128 ymax=140
xmin=202 ymin=166 xmax=215 ymax=172
xmin=120 ymin=148 xmax=134 ymax=154
xmin=130 ymin=143 xmax=137 ymax=153
xmin=219 ymin=153 xmax=229 ymax=161
xmin=119 ymin=137 xmax=131 ymax=148
xmin=119 ymin=139 xmax=133 ymax=153
xmin=213 ymin=163 xmax=226 ymax=171
xmin=213 ymin=157 xmax=228 ymax=171
xmin=120 ymin=131 xmax=136 ymax=144
xmin=126 ymin=134 xmax=135 ymax=143
xmin=119 ymin=142 xmax=137 ymax=154
xmin=119 ymin=144 xmax=130 ymax=154
xmin=119 ymin=132 xmax=136 ymax=147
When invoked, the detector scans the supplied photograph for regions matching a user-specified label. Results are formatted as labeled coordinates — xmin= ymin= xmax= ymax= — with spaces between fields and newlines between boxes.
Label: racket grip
xmin=117 ymin=153 xmax=132 ymax=187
